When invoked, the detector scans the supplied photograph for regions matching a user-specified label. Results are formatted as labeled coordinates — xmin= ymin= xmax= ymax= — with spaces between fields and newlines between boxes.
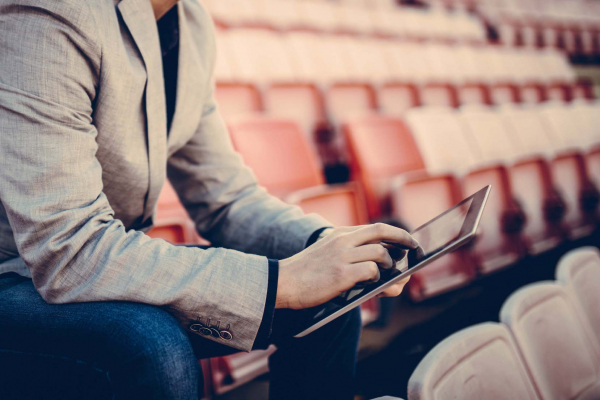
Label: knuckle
xmin=368 ymin=262 xmax=379 ymax=276
xmin=376 ymin=245 xmax=388 ymax=259
xmin=374 ymin=223 xmax=387 ymax=234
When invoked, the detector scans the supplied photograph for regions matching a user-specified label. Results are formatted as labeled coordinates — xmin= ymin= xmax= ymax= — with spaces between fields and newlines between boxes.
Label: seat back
xmin=326 ymin=83 xmax=378 ymax=124
xmin=500 ymin=283 xmax=600 ymax=400
xmin=229 ymin=118 xmax=324 ymax=197
xmin=458 ymin=105 xmax=518 ymax=164
xmin=391 ymin=174 xmax=475 ymax=300
xmin=556 ymin=247 xmax=600 ymax=345
xmin=264 ymin=83 xmax=326 ymax=140
xmin=215 ymin=83 xmax=263 ymax=121
xmin=497 ymin=106 xmax=555 ymax=159
xmin=286 ymin=183 xmax=368 ymax=227
xmin=344 ymin=116 xmax=426 ymax=218
xmin=404 ymin=107 xmax=479 ymax=174
xmin=408 ymin=323 xmax=539 ymax=400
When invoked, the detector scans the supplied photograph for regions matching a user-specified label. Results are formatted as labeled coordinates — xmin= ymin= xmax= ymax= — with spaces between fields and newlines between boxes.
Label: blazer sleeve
xmin=167 ymin=4 xmax=331 ymax=261
xmin=0 ymin=1 xmax=271 ymax=352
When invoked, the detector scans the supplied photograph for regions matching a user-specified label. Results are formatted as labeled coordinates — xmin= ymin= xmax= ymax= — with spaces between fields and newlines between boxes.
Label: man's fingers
xmin=349 ymin=223 xmax=418 ymax=249
xmin=347 ymin=261 xmax=380 ymax=285
xmin=349 ymin=244 xmax=394 ymax=269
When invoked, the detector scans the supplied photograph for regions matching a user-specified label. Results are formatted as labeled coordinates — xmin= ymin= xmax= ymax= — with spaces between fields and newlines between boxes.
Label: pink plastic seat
xmin=500 ymin=283 xmax=600 ymax=400
xmin=215 ymin=82 xmax=263 ymax=121
xmin=556 ymin=247 xmax=600 ymax=344
xmin=391 ymin=173 xmax=476 ymax=301
xmin=408 ymin=323 xmax=539 ymax=400
xmin=326 ymin=83 xmax=378 ymax=124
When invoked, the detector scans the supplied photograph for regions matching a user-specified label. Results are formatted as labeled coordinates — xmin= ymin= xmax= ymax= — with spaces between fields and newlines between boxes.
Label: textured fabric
xmin=0 ymin=275 xmax=361 ymax=400
xmin=0 ymin=0 xmax=330 ymax=352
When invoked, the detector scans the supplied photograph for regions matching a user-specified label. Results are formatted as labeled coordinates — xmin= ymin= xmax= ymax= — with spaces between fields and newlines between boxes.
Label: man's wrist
xmin=317 ymin=228 xmax=334 ymax=241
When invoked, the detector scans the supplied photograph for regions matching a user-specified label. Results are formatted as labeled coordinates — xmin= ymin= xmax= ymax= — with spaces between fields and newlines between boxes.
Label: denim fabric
xmin=0 ymin=275 xmax=361 ymax=400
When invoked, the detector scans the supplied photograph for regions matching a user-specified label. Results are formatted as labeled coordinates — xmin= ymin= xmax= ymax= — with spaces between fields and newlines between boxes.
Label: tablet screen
xmin=296 ymin=186 xmax=490 ymax=336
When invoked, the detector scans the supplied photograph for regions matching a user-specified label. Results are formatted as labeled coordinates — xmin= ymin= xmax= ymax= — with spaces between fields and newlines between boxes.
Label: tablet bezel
xmin=294 ymin=185 xmax=491 ymax=338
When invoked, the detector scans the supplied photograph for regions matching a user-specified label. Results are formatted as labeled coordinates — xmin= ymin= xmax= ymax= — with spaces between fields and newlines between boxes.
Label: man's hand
xmin=276 ymin=224 xmax=418 ymax=310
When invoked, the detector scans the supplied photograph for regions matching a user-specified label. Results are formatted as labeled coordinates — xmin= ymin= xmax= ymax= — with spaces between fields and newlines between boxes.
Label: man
xmin=0 ymin=0 xmax=416 ymax=399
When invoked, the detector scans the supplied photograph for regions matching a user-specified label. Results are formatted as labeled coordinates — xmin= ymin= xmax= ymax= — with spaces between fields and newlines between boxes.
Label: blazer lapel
xmin=118 ymin=0 xmax=168 ymax=222
xmin=167 ymin=2 xmax=205 ymax=156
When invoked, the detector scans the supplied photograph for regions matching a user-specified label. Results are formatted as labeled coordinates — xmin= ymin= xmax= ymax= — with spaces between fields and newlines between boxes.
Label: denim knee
xmin=101 ymin=304 xmax=202 ymax=399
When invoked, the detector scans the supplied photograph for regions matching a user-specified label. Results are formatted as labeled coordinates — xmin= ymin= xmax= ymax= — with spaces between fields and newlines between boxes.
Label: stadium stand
xmin=148 ymin=1 xmax=600 ymax=398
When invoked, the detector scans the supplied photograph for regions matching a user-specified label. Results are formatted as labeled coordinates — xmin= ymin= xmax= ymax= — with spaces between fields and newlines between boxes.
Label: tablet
xmin=294 ymin=185 xmax=491 ymax=338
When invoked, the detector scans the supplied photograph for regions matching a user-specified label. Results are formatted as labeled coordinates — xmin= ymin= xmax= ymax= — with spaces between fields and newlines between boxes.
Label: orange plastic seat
xmin=228 ymin=117 xmax=324 ymax=198
xmin=343 ymin=115 xmax=426 ymax=219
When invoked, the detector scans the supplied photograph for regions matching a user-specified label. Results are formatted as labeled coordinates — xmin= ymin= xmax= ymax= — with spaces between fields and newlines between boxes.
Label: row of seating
xmin=404 ymin=246 xmax=600 ymax=400
xmin=202 ymin=0 xmax=487 ymax=44
xmin=345 ymin=101 xmax=600 ymax=299
xmin=213 ymin=100 xmax=600 ymax=302
xmin=216 ymin=29 xmax=579 ymax=88
xmin=473 ymin=0 xmax=600 ymax=56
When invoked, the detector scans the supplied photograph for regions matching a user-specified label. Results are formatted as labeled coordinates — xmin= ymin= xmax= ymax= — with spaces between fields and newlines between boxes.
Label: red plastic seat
xmin=343 ymin=115 xmax=426 ymax=219
xmin=391 ymin=173 xmax=476 ymax=300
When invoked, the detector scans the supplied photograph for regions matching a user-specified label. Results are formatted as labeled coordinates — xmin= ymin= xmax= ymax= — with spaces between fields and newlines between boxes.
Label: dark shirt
xmin=157 ymin=8 xmax=279 ymax=344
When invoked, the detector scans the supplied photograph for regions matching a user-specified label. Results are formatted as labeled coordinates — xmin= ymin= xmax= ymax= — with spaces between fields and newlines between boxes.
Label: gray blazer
xmin=0 ymin=0 xmax=329 ymax=352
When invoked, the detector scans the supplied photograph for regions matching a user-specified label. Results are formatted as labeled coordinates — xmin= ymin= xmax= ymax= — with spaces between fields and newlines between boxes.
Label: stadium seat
xmin=390 ymin=173 xmax=476 ymax=300
xmin=326 ymin=83 xmax=378 ymax=124
xmin=407 ymin=323 xmax=539 ymax=400
xmin=286 ymin=182 xmax=368 ymax=227
xmin=538 ymin=104 xmax=600 ymax=238
xmin=500 ymin=283 xmax=600 ymax=400
xmin=148 ymin=181 xmax=208 ymax=245
xmin=209 ymin=347 xmax=277 ymax=396
xmin=343 ymin=115 xmax=426 ymax=218
xmin=228 ymin=117 xmax=324 ymax=197
xmin=405 ymin=107 xmax=525 ymax=273
xmin=264 ymin=83 xmax=326 ymax=140
xmin=462 ymin=105 xmax=565 ymax=254
xmin=556 ymin=247 xmax=600 ymax=344
xmin=215 ymin=82 xmax=263 ymax=121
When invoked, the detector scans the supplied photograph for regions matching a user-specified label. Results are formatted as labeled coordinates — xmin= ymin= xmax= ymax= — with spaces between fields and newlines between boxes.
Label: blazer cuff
xmin=253 ymin=259 xmax=279 ymax=349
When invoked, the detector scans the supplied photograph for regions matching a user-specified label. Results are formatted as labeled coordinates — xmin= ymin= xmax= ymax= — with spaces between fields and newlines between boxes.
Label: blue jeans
xmin=0 ymin=273 xmax=361 ymax=400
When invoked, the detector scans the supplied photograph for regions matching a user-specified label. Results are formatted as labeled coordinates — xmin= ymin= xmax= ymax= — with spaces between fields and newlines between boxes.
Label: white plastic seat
xmin=556 ymin=247 xmax=600 ymax=345
xmin=501 ymin=282 xmax=600 ymax=400
xmin=408 ymin=323 xmax=539 ymax=400
xmin=404 ymin=107 xmax=479 ymax=174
